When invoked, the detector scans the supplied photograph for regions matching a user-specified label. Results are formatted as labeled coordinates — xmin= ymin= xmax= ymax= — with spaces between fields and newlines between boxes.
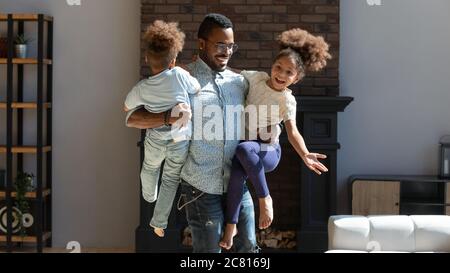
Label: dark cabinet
xmin=351 ymin=175 xmax=450 ymax=216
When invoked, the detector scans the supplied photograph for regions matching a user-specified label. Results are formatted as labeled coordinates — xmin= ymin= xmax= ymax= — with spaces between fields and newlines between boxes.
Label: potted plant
xmin=14 ymin=172 xmax=34 ymax=237
xmin=14 ymin=34 xmax=32 ymax=59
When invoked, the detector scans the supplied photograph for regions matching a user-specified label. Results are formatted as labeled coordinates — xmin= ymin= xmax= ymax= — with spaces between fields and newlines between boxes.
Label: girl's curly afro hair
xmin=276 ymin=28 xmax=331 ymax=73
xmin=144 ymin=20 xmax=186 ymax=68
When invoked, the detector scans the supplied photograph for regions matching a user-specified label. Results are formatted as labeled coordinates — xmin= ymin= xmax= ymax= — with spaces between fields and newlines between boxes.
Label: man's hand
xmin=171 ymin=103 xmax=192 ymax=128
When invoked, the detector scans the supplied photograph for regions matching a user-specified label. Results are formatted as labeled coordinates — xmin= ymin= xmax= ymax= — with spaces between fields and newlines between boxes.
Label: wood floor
xmin=0 ymin=246 xmax=134 ymax=253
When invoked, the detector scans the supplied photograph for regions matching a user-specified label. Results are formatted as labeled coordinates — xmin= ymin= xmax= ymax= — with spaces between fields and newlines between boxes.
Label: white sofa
xmin=327 ymin=215 xmax=450 ymax=253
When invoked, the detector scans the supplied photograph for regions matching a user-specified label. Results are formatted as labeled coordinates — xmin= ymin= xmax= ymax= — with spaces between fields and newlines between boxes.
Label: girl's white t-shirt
xmin=241 ymin=70 xmax=297 ymax=141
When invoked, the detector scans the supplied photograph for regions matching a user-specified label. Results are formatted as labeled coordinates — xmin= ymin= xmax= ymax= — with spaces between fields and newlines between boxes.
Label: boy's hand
xmin=302 ymin=153 xmax=328 ymax=175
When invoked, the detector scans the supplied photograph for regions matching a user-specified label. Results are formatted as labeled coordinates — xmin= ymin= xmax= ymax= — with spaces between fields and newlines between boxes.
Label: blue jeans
xmin=179 ymin=181 xmax=260 ymax=253
xmin=141 ymin=136 xmax=189 ymax=229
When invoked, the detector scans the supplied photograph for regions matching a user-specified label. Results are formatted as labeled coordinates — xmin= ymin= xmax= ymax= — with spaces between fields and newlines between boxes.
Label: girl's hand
xmin=302 ymin=153 xmax=329 ymax=175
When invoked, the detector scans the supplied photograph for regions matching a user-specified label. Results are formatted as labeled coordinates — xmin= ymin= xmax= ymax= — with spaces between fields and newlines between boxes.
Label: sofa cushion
xmin=368 ymin=215 xmax=415 ymax=252
xmin=328 ymin=215 xmax=450 ymax=252
xmin=325 ymin=250 xmax=368 ymax=253
xmin=411 ymin=215 xmax=450 ymax=252
xmin=328 ymin=215 xmax=370 ymax=251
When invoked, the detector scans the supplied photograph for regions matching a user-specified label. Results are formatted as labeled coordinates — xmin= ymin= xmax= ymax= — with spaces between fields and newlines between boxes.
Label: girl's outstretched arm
xmin=285 ymin=120 xmax=329 ymax=175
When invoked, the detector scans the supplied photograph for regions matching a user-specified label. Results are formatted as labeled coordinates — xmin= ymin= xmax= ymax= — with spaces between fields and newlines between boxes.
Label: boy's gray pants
xmin=141 ymin=135 xmax=189 ymax=229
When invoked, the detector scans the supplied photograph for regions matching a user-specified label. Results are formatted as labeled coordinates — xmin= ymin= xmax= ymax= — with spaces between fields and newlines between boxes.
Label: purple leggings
xmin=226 ymin=141 xmax=281 ymax=224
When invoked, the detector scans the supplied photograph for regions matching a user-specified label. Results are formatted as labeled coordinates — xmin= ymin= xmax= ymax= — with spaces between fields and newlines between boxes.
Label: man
xmin=127 ymin=14 xmax=259 ymax=253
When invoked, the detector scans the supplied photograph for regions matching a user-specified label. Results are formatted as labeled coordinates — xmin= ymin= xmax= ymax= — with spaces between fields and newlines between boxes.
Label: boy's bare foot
xmin=154 ymin=227 xmax=165 ymax=237
xmin=219 ymin=224 xmax=238 ymax=250
xmin=259 ymin=196 xmax=273 ymax=230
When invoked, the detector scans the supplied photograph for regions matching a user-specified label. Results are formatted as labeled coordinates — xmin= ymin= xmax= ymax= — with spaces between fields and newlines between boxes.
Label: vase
xmin=15 ymin=44 xmax=27 ymax=58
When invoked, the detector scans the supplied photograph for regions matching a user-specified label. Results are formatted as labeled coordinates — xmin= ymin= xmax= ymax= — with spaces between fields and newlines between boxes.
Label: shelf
xmin=0 ymin=232 xmax=51 ymax=243
xmin=0 ymin=189 xmax=51 ymax=199
xmin=401 ymin=198 xmax=444 ymax=206
xmin=0 ymin=102 xmax=52 ymax=109
xmin=0 ymin=146 xmax=52 ymax=153
xmin=0 ymin=58 xmax=52 ymax=65
xmin=1 ymin=12 xmax=53 ymax=254
xmin=401 ymin=202 xmax=445 ymax=207
xmin=0 ymin=14 xmax=53 ymax=22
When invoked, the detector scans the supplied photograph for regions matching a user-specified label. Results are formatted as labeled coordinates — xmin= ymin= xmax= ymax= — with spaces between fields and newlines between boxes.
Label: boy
xmin=124 ymin=20 xmax=200 ymax=237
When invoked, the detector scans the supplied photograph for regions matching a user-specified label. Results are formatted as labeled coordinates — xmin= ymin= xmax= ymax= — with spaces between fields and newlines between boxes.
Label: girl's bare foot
xmin=219 ymin=224 xmax=237 ymax=250
xmin=259 ymin=196 xmax=273 ymax=229
xmin=154 ymin=227 xmax=165 ymax=237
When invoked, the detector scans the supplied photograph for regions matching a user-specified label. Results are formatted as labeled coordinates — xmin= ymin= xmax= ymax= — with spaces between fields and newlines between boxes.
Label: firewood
xmin=283 ymin=231 xmax=296 ymax=239
xmin=278 ymin=239 xmax=288 ymax=248
xmin=287 ymin=241 xmax=297 ymax=249
xmin=265 ymin=239 xmax=278 ymax=248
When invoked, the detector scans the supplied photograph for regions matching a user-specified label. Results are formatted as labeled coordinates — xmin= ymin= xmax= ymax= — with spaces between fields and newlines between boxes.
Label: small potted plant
xmin=14 ymin=172 xmax=34 ymax=237
xmin=14 ymin=34 xmax=32 ymax=59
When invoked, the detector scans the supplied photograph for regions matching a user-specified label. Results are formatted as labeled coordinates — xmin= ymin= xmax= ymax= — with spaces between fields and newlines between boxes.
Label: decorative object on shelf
xmin=14 ymin=172 xmax=34 ymax=237
xmin=0 ymin=205 xmax=34 ymax=236
xmin=440 ymin=135 xmax=450 ymax=179
xmin=0 ymin=206 xmax=22 ymax=234
xmin=14 ymin=34 xmax=32 ymax=58
xmin=0 ymin=36 xmax=7 ymax=58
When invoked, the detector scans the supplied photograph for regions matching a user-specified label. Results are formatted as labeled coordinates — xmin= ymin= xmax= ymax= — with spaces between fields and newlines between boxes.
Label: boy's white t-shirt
xmin=125 ymin=66 xmax=200 ymax=141
xmin=125 ymin=66 xmax=200 ymax=113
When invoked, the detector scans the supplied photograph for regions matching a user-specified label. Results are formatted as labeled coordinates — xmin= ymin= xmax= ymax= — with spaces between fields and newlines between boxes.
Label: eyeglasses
xmin=204 ymin=39 xmax=238 ymax=53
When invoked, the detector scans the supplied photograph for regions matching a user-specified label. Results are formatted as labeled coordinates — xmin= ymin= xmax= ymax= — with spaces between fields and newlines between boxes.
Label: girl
xmin=220 ymin=28 xmax=331 ymax=250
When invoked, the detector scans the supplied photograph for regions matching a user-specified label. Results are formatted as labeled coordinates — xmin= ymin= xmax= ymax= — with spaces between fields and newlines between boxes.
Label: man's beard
xmin=199 ymin=50 xmax=227 ymax=72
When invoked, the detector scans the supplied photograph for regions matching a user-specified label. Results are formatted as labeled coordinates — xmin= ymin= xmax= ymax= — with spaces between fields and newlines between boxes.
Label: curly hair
xmin=275 ymin=28 xmax=331 ymax=76
xmin=144 ymin=20 xmax=185 ymax=69
xmin=198 ymin=13 xmax=233 ymax=39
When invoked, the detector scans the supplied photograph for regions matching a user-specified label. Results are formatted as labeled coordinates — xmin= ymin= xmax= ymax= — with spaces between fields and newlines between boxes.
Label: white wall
xmin=0 ymin=0 xmax=141 ymax=248
xmin=2 ymin=0 xmax=450 ymax=248
xmin=338 ymin=0 xmax=450 ymax=213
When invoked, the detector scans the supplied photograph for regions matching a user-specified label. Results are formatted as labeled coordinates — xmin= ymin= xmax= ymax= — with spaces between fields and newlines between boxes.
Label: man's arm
xmin=126 ymin=104 xmax=188 ymax=130
xmin=126 ymin=107 xmax=167 ymax=129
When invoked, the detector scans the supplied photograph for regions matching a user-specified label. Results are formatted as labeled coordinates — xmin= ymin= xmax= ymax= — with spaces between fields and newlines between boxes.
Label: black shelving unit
xmin=0 ymin=13 xmax=53 ymax=253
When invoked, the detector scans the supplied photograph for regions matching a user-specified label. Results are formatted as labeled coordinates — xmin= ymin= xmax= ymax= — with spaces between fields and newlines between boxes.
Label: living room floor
xmin=0 ymin=247 xmax=134 ymax=253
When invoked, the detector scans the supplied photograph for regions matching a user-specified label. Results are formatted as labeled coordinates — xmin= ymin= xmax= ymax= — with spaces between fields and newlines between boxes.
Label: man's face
xmin=199 ymin=27 xmax=235 ymax=72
